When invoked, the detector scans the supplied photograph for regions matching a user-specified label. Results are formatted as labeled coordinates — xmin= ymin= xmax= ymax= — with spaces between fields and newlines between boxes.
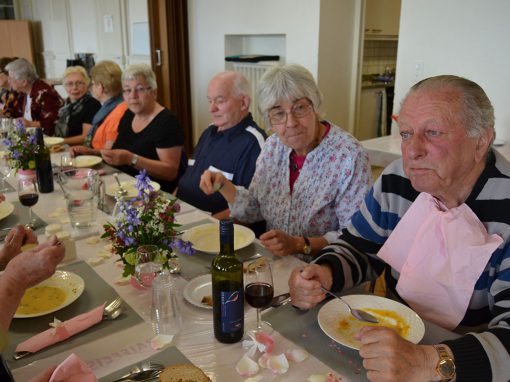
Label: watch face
xmin=438 ymin=359 xmax=455 ymax=378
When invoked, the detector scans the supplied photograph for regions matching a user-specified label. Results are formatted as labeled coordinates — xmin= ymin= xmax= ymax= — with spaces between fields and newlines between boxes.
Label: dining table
xmin=2 ymin=149 xmax=461 ymax=382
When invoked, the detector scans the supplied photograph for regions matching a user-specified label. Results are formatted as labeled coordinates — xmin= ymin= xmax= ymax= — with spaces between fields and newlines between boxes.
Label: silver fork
xmin=103 ymin=297 xmax=123 ymax=320
xmin=104 ymin=307 xmax=123 ymax=320
xmin=112 ymin=363 xmax=164 ymax=382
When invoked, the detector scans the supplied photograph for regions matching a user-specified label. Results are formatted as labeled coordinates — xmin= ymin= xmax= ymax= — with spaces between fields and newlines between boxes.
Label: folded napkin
xmin=49 ymin=353 xmax=98 ymax=382
xmin=15 ymin=303 xmax=105 ymax=354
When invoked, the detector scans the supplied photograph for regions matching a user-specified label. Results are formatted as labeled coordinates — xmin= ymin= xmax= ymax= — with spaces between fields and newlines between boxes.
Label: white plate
xmin=0 ymin=201 xmax=15 ymax=221
xmin=317 ymin=294 xmax=425 ymax=350
xmin=43 ymin=136 xmax=64 ymax=147
xmin=14 ymin=270 xmax=85 ymax=318
xmin=183 ymin=274 xmax=212 ymax=310
xmin=106 ymin=180 xmax=161 ymax=198
xmin=74 ymin=155 xmax=102 ymax=168
xmin=181 ymin=223 xmax=255 ymax=254
xmin=493 ymin=138 xmax=506 ymax=146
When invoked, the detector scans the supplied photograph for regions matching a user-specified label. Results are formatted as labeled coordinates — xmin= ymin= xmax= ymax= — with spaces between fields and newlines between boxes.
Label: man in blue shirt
xmin=177 ymin=71 xmax=267 ymax=218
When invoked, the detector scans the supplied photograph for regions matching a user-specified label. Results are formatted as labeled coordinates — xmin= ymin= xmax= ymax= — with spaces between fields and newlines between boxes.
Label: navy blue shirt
xmin=177 ymin=113 xmax=266 ymax=214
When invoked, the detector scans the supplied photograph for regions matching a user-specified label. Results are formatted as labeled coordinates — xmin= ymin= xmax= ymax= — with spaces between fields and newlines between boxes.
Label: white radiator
xmin=232 ymin=62 xmax=276 ymax=130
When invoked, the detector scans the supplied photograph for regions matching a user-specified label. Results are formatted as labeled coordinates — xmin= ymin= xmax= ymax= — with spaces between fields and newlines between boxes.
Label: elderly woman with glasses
xmin=5 ymin=58 xmax=63 ymax=135
xmin=54 ymin=66 xmax=101 ymax=145
xmin=200 ymin=64 xmax=370 ymax=260
xmin=69 ymin=60 xmax=127 ymax=155
xmin=99 ymin=63 xmax=186 ymax=193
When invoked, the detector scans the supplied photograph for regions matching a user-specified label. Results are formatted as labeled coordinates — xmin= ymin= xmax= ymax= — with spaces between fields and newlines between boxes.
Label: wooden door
xmin=147 ymin=0 xmax=193 ymax=156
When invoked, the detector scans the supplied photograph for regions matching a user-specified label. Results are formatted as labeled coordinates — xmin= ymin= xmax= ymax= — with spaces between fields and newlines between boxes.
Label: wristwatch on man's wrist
xmin=434 ymin=345 xmax=456 ymax=381
xmin=302 ymin=236 xmax=312 ymax=255
xmin=130 ymin=154 xmax=139 ymax=167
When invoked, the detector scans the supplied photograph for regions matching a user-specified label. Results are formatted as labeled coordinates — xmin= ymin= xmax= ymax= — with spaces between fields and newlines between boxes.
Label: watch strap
xmin=302 ymin=236 xmax=312 ymax=255
xmin=131 ymin=154 xmax=139 ymax=167
xmin=434 ymin=345 xmax=455 ymax=381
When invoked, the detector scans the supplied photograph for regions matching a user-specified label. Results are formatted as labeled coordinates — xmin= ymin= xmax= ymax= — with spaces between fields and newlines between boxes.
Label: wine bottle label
xmin=219 ymin=290 xmax=243 ymax=333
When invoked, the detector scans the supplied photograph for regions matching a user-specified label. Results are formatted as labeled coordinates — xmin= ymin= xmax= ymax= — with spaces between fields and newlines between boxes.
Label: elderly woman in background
xmin=5 ymin=58 xmax=63 ymax=135
xmin=54 ymin=66 xmax=101 ymax=145
xmin=201 ymin=64 xmax=370 ymax=260
xmin=0 ymin=57 xmax=21 ymax=117
xmin=100 ymin=63 xmax=186 ymax=193
xmin=70 ymin=60 xmax=127 ymax=156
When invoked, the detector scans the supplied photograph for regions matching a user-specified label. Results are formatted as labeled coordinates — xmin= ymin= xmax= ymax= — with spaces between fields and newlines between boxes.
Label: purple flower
xmin=135 ymin=169 xmax=154 ymax=200
xmin=171 ymin=238 xmax=195 ymax=256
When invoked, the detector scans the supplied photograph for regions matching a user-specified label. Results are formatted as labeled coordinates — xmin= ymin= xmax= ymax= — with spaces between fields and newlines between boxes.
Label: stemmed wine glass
xmin=135 ymin=245 xmax=163 ymax=289
xmin=18 ymin=177 xmax=39 ymax=228
xmin=60 ymin=153 xmax=75 ymax=172
xmin=0 ymin=154 xmax=12 ymax=192
xmin=244 ymin=257 xmax=274 ymax=334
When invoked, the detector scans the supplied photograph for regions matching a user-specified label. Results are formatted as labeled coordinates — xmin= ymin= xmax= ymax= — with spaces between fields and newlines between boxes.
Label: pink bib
xmin=378 ymin=192 xmax=503 ymax=330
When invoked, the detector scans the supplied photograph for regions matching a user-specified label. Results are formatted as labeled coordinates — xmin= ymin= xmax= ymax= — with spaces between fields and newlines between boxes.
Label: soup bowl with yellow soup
xmin=317 ymin=294 xmax=425 ymax=350
xmin=14 ymin=271 xmax=85 ymax=318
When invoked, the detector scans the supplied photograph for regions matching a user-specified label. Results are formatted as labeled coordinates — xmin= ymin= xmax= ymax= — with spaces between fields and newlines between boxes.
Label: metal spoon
xmin=113 ymin=173 xmax=127 ymax=197
xmin=320 ymin=286 xmax=379 ymax=324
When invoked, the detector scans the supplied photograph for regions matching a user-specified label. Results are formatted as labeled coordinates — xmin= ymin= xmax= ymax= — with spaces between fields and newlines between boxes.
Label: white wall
xmin=317 ymin=0 xmax=361 ymax=133
xmin=188 ymin=0 xmax=322 ymax=142
xmin=69 ymin=0 xmax=98 ymax=53
xmin=393 ymin=0 xmax=510 ymax=141
xmin=21 ymin=0 xmax=149 ymax=78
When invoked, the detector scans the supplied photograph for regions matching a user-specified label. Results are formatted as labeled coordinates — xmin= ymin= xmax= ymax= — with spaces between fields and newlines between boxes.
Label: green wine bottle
xmin=34 ymin=127 xmax=54 ymax=193
xmin=212 ymin=218 xmax=244 ymax=343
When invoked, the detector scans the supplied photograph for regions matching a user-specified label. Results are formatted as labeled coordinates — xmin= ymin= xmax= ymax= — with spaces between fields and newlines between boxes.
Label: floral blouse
xmin=230 ymin=122 xmax=371 ymax=249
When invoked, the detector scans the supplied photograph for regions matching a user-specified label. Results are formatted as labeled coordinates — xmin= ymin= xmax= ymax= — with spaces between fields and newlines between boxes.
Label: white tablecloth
xmin=7 ymin=168 xmax=342 ymax=382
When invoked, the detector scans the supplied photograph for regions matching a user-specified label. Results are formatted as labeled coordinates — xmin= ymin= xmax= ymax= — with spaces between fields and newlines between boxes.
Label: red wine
xmin=19 ymin=193 xmax=38 ymax=207
xmin=245 ymin=282 xmax=274 ymax=309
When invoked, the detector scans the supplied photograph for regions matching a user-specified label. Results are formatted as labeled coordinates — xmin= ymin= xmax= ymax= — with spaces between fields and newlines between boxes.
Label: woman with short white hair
xmin=5 ymin=58 xmax=63 ymax=135
xmin=100 ymin=63 xmax=187 ymax=193
xmin=54 ymin=66 xmax=101 ymax=145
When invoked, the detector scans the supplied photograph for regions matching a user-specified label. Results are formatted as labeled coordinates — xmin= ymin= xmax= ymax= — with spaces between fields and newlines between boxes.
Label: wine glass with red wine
xmin=244 ymin=257 xmax=274 ymax=334
xmin=18 ymin=177 xmax=39 ymax=228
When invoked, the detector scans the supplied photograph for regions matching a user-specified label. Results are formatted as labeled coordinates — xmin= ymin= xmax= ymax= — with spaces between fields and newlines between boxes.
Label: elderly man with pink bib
xmin=289 ymin=75 xmax=510 ymax=382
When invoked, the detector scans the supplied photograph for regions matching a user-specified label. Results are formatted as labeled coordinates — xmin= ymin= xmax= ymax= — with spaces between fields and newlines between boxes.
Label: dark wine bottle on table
xmin=212 ymin=218 xmax=244 ymax=343
xmin=34 ymin=127 xmax=54 ymax=193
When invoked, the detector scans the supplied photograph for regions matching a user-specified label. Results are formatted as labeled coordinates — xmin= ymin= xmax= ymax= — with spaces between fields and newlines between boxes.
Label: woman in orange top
xmin=70 ymin=60 xmax=127 ymax=156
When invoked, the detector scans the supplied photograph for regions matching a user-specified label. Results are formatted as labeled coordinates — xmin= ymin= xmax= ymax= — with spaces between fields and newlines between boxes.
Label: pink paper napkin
xmin=378 ymin=192 xmax=502 ymax=329
xmin=15 ymin=303 xmax=105 ymax=354
xmin=49 ymin=353 xmax=97 ymax=382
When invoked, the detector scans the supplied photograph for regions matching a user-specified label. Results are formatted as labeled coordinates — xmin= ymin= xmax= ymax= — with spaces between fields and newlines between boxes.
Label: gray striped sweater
xmin=313 ymin=150 xmax=510 ymax=381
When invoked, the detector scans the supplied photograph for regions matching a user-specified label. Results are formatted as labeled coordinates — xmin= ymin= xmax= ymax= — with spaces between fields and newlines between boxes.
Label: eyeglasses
xmin=268 ymin=99 xmax=313 ymax=125
xmin=122 ymin=86 xmax=152 ymax=96
xmin=64 ymin=81 xmax=86 ymax=88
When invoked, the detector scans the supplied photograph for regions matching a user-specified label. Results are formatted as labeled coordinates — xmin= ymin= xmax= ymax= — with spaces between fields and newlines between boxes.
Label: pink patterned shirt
xmin=230 ymin=122 xmax=371 ymax=251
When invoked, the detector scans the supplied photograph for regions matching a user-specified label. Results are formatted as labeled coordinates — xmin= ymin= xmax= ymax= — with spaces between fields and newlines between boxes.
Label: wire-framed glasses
xmin=268 ymin=99 xmax=313 ymax=125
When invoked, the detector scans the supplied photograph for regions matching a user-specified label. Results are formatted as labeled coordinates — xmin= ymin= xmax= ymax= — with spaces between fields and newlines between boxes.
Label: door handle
xmin=155 ymin=49 xmax=161 ymax=66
